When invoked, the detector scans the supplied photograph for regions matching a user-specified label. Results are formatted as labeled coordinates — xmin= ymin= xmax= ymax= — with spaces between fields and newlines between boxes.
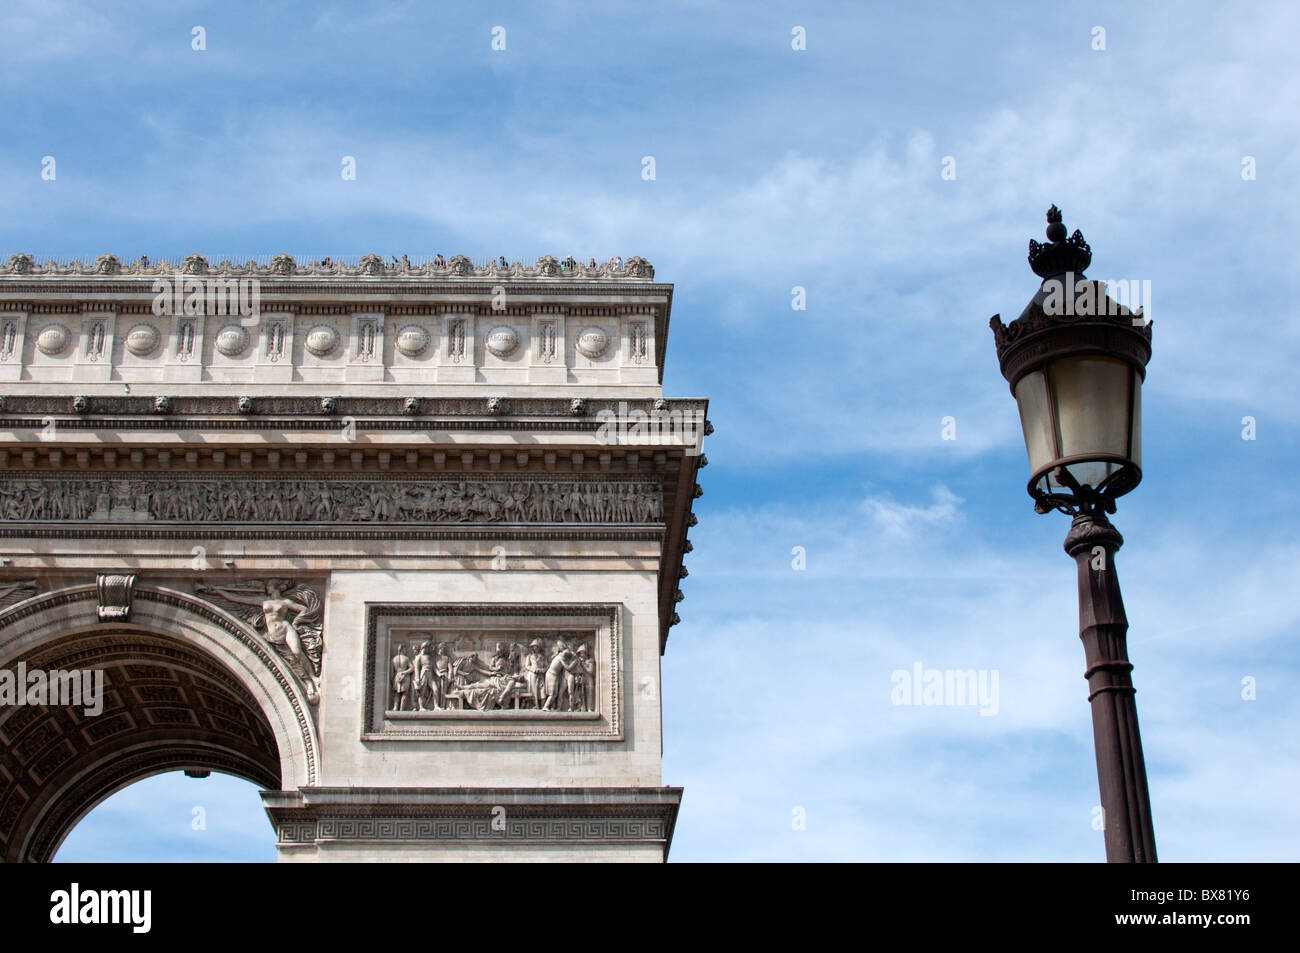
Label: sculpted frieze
xmin=0 ymin=477 xmax=662 ymax=525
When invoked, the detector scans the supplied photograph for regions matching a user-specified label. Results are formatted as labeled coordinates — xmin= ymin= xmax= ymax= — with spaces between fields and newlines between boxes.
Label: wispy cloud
xmin=7 ymin=0 xmax=1295 ymax=861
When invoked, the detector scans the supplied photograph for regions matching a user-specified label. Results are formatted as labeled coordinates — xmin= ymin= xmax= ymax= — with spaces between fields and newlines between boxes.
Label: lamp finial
xmin=1029 ymin=204 xmax=1090 ymax=277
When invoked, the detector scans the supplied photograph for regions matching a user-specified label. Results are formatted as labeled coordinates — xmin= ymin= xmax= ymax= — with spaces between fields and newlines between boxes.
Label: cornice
xmin=263 ymin=785 xmax=683 ymax=858
xmin=0 ymin=394 xmax=706 ymax=423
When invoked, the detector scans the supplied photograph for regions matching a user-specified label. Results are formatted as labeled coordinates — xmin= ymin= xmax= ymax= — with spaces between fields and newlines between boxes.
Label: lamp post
xmin=989 ymin=206 xmax=1157 ymax=863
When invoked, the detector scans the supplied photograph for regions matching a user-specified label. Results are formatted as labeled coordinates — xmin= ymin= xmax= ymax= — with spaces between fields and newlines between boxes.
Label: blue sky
xmin=9 ymin=0 xmax=1295 ymax=861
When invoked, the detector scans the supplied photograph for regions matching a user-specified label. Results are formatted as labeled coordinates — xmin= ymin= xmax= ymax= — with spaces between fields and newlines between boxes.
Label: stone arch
xmin=0 ymin=584 xmax=318 ymax=862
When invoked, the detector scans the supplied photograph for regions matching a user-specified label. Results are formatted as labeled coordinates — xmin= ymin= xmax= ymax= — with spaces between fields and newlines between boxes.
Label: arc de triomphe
xmin=0 ymin=252 xmax=706 ymax=862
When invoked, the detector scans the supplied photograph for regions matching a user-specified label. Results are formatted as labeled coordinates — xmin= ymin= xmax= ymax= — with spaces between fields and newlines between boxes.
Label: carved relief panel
xmin=0 ymin=313 xmax=26 ymax=382
xmin=263 ymin=317 xmax=291 ymax=363
xmin=439 ymin=314 xmax=475 ymax=382
xmin=350 ymin=313 xmax=384 ymax=365
xmin=364 ymin=604 xmax=622 ymax=741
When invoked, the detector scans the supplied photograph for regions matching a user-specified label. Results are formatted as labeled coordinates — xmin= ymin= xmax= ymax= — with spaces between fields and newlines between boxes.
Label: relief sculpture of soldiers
xmin=0 ymin=477 xmax=662 ymax=525
xmin=389 ymin=634 xmax=595 ymax=714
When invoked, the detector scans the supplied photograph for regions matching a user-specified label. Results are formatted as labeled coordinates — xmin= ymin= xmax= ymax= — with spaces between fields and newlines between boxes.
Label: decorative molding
xmin=6 ymin=254 xmax=34 ymax=275
xmin=263 ymin=786 xmax=681 ymax=858
xmin=537 ymin=319 xmax=559 ymax=364
xmin=0 ymin=319 xmax=21 ymax=364
xmin=181 ymin=254 xmax=209 ymax=276
xmin=0 ymin=394 xmax=706 ymax=424
xmin=92 ymin=254 xmax=120 ymax=275
xmin=446 ymin=316 xmax=467 ymax=364
xmin=0 ymin=526 xmax=665 ymax=546
xmin=628 ymin=321 xmax=648 ymax=364
xmin=95 ymin=573 xmax=135 ymax=622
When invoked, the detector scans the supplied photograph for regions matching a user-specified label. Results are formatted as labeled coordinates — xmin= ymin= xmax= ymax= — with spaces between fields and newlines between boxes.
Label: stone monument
xmin=0 ymin=253 xmax=706 ymax=861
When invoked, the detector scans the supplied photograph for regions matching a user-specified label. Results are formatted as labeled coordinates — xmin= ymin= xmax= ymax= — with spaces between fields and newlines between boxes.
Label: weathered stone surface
xmin=0 ymin=264 xmax=706 ymax=863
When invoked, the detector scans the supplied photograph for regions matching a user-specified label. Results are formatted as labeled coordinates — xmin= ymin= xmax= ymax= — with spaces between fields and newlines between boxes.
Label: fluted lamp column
xmin=989 ymin=206 xmax=1157 ymax=863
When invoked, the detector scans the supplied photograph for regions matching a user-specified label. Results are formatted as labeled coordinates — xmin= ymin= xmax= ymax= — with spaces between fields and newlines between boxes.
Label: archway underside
xmin=0 ymin=629 xmax=280 ymax=862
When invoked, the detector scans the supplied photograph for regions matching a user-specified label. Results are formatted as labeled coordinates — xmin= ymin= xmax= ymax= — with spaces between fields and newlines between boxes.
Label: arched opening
xmin=0 ymin=585 xmax=319 ymax=863
xmin=54 ymin=771 xmax=275 ymax=862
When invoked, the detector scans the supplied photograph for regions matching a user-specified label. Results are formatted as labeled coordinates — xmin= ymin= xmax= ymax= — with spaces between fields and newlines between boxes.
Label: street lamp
xmin=989 ymin=206 xmax=1157 ymax=863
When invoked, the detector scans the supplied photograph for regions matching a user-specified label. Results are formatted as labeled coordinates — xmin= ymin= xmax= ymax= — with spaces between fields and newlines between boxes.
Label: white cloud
xmin=860 ymin=484 xmax=963 ymax=538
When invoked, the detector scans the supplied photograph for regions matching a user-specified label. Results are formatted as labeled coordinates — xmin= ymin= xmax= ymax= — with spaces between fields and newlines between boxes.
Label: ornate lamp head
xmin=990 ymin=207 xmax=1153 ymax=516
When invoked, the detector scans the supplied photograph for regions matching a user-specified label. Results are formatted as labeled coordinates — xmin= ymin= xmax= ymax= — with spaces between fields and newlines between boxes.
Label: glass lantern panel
xmin=1129 ymin=368 xmax=1142 ymax=468
xmin=1013 ymin=370 xmax=1056 ymax=476
xmin=1050 ymin=355 xmax=1133 ymax=466
xmin=1059 ymin=458 xmax=1119 ymax=490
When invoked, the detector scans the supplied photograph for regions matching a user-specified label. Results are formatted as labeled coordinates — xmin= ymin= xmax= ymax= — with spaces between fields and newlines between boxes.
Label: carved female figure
xmin=197 ymin=579 xmax=321 ymax=701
